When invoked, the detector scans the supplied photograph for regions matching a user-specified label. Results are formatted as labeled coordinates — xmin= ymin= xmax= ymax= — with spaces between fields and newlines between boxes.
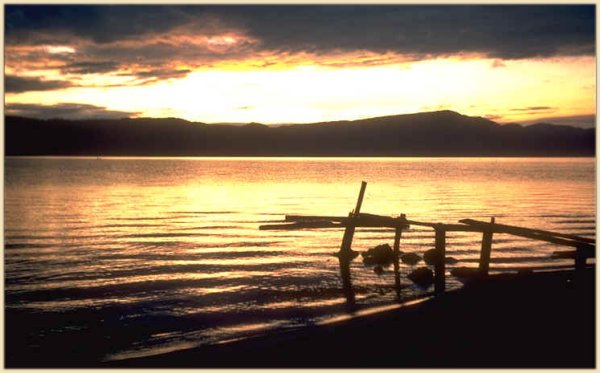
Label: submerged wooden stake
xmin=337 ymin=181 xmax=367 ymax=260
xmin=337 ymin=181 xmax=367 ymax=304
xmin=393 ymin=214 xmax=405 ymax=298
xmin=478 ymin=217 xmax=495 ymax=275
xmin=434 ymin=224 xmax=446 ymax=294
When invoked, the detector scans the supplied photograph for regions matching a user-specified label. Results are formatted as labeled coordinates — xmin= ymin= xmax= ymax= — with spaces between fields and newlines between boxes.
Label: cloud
xmin=484 ymin=114 xmax=503 ymax=121
xmin=130 ymin=68 xmax=192 ymax=84
xmin=62 ymin=61 xmax=120 ymax=74
xmin=5 ymin=75 xmax=74 ymax=93
xmin=242 ymin=5 xmax=595 ymax=59
xmin=510 ymin=106 xmax=555 ymax=112
xmin=521 ymin=114 xmax=596 ymax=129
xmin=5 ymin=103 xmax=140 ymax=119
xmin=3 ymin=5 xmax=595 ymax=88
xmin=5 ymin=5 xmax=594 ymax=57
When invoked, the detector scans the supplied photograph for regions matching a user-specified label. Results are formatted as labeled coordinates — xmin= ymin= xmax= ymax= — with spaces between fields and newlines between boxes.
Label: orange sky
xmin=4 ymin=5 xmax=596 ymax=126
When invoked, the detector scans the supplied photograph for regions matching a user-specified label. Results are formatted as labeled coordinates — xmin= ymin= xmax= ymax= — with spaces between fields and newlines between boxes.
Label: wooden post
xmin=337 ymin=181 xmax=367 ymax=260
xmin=337 ymin=181 xmax=367 ymax=304
xmin=479 ymin=217 xmax=495 ymax=275
xmin=574 ymin=245 xmax=587 ymax=269
xmin=393 ymin=214 xmax=405 ymax=299
xmin=434 ymin=224 xmax=446 ymax=294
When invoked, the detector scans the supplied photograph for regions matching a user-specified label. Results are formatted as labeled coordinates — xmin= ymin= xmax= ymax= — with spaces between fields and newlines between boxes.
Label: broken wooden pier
xmin=260 ymin=182 xmax=595 ymax=298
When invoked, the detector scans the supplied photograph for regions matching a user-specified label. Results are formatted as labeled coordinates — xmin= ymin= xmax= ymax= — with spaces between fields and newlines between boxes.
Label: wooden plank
xmin=459 ymin=219 xmax=595 ymax=250
xmin=259 ymin=221 xmax=342 ymax=230
xmin=478 ymin=217 xmax=495 ymax=275
xmin=434 ymin=225 xmax=446 ymax=294
xmin=439 ymin=224 xmax=485 ymax=232
xmin=490 ymin=264 xmax=594 ymax=272
xmin=286 ymin=213 xmax=410 ymax=229
xmin=286 ymin=212 xmax=404 ymax=222
xmin=552 ymin=250 xmax=596 ymax=259
xmin=285 ymin=214 xmax=347 ymax=222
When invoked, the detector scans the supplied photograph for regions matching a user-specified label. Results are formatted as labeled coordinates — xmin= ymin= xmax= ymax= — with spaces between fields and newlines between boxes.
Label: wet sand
xmin=106 ymin=268 xmax=595 ymax=368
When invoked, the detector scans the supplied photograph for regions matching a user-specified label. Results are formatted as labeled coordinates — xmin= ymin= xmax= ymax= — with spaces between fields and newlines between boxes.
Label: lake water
xmin=4 ymin=157 xmax=596 ymax=364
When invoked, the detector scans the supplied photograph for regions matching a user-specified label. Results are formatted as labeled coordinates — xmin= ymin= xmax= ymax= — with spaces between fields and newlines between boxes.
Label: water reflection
xmin=4 ymin=156 xmax=595 ymax=362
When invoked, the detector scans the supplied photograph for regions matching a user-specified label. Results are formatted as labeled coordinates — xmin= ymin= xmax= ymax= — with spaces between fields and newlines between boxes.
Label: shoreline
xmin=102 ymin=268 xmax=595 ymax=369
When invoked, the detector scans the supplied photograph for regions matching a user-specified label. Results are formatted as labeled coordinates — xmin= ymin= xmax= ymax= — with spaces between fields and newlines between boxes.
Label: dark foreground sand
xmin=105 ymin=268 xmax=595 ymax=369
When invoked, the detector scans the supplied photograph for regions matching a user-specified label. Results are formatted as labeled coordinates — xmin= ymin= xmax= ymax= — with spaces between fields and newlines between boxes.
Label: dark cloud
xmin=62 ymin=61 xmax=120 ymax=74
xmin=510 ymin=106 xmax=555 ymax=112
xmin=5 ymin=103 xmax=139 ymax=119
xmin=3 ymin=5 xmax=595 ymax=88
xmin=4 ymin=6 xmax=196 ymax=45
xmin=5 ymin=75 xmax=74 ymax=93
xmin=132 ymin=68 xmax=191 ymax=82
xmin=249 ymin=5 xmax=595 ymax=59
xmin=5 ymin=5 xmax=595 ymax=59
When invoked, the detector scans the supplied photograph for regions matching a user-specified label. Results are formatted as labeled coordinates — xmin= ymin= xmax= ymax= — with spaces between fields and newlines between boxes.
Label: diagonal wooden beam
xmin=459 ymin=219 xmax=595 ymax=250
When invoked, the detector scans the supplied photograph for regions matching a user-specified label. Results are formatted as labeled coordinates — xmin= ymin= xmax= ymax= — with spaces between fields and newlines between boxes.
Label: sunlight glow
xmin=46 ymin=45 xmax=76 ymax=54
xmin=5 ymin=55 xmax=594 ymax=124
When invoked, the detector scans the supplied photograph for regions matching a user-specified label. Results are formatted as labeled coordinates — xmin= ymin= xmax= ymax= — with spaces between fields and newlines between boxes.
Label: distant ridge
xmin=5 ymin=110 xmax=594 ymax=156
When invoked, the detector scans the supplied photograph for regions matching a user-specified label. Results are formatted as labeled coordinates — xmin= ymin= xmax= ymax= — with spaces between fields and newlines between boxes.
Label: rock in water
xmin=423 ymin=248 xmax=459 ymax=265
xmin=373 ymin=265 xmax=384 ymax=275
xmin=334 ymin=249 xmax=359 ymax=261
xmin=400 ymin=252 xmax=422 ymax=265
xmin=445 ymin=257 xmax=459 ymax=265
xmin=408 ymin=267 xmax=434 ymax=287
xmin=423 ymin=248 xmax=443 ymax=265
xmin=362 ymin=243 xmax=395 ymax=266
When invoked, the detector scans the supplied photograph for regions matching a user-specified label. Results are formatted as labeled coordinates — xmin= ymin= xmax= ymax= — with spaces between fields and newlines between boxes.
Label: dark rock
xmin=373 ymin=265 xmax=384 ymax=275
xmin=400 ymin=252 xmax=422 ymax=265
xmin=517 ymin=269 xmax=534 ymax=276
xmin=451 ymin=267 xmax=484 ymax=281
xmin=362 ymin=244 xmax=395 ymax=266
xmin=424 ymin=248 xmax=459 ymax=265
xmin=334 ymin=249 xmax=359 ymax=261
xmin=445 ymin=257 xmax=459 ymax=265
xmin=408 ymin=267 xmax=434 ymax=287
xmin=423 ymin=248 xmax=442 ymax=265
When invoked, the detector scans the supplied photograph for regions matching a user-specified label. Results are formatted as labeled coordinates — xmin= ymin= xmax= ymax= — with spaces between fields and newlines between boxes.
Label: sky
xmin=4 ymin=5 xmax=596 ymax=127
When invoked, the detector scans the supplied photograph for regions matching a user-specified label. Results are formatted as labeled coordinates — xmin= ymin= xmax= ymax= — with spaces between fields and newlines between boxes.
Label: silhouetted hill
xmin=4 ymin=110 xmax=595 ymax=156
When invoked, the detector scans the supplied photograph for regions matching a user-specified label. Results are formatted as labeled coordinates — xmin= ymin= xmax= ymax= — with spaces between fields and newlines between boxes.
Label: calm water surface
xmin=4 ymin=157 xmax=595 ymax=362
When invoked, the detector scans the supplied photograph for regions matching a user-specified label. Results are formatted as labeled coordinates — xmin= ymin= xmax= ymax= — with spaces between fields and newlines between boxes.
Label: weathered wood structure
xmin=260 ymin=182 xmax=595 ymax=297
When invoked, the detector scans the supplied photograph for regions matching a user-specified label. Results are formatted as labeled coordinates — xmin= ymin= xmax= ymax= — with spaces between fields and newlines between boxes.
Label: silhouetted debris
xmin=451 ymin=267 xmax=484 ymax=281
xmin=259 ymin=221 xmax=340 ymax=230
xmin=334 ymin=249 xmax=359 ymax=261
xmin=445 ymin=257 xmax=459 ymax=265
xmin=362 ymin=244 xmax=395 ymax=266
xmin=423 ymin=248 xmax=442 ymax=265
xmin=400 ymin=252 xmax=422 ymax=265
xmin=408 ymin=267 xmax=434 ymax=287
xmin=373 ymin=265 xmax=384 ymax=275
xmin=423 ymin=248 xmax=459 ymax=265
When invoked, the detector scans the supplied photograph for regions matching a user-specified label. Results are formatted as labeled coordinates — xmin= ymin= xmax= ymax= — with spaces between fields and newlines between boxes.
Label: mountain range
xmin=5 ymin=110 xmax=595 ymax=156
